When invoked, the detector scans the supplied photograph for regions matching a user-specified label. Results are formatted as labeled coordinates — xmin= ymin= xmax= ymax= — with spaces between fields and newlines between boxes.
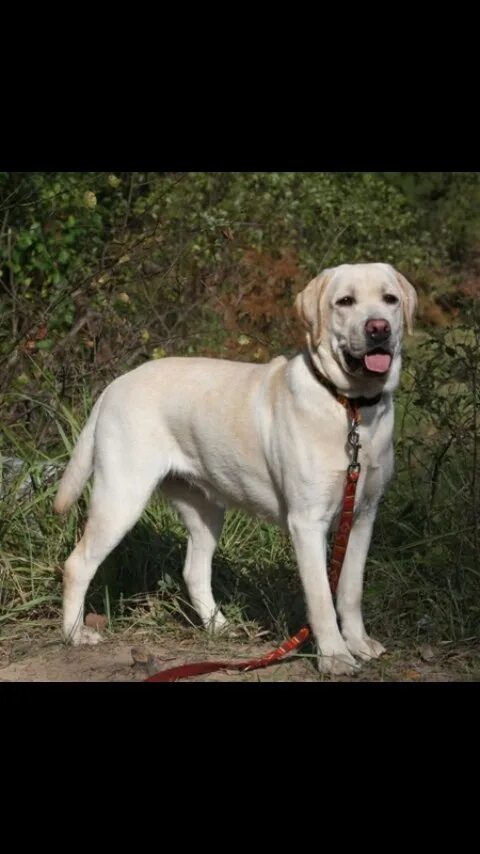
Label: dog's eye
xmin=336 ymin=296 xmax=355 ymax=307
xmin=383 ymin=294 xmax=399 ymax=305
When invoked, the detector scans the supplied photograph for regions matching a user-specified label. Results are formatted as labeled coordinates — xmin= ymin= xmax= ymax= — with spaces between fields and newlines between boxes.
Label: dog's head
xmin=295 ymin=262 xmax=417 ymax=395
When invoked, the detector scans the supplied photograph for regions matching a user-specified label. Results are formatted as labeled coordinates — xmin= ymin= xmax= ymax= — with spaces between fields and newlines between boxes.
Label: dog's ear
xmin=295 ymin=269 xmax=333 ymax=346
xmin=394 ymin=270 xmax=418 ymax=335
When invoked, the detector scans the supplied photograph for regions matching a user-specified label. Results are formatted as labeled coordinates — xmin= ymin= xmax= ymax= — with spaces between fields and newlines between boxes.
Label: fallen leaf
xmin=85 ymin=613 xmax=108 ymax=631
xmin=418 ymin=644 xmax=436 ymax=662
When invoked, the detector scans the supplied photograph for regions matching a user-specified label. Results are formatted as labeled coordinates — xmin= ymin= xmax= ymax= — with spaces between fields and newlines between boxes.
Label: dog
xmin=54 ymin=262 xmax=417 ymax=675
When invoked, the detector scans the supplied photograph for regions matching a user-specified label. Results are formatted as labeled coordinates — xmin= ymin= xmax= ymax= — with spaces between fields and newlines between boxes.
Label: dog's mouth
xmin=343 ymin=348 xmax=393 ymax=375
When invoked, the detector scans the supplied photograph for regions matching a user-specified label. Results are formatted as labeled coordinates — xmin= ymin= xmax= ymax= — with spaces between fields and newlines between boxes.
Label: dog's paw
xmin=205 ymin=611 xmax=228 ymax=634
xmin=317 ymin=647 xmax=360 ymax=676
xmin=68 ymin=625 xmax=104 ymax=646
xmin=345 ymin=635 xmax=386 ymax=661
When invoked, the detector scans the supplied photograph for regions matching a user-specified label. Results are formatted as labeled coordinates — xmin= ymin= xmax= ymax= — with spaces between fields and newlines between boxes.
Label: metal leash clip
xmin=347 ymin=416 xmax=361 ymax=474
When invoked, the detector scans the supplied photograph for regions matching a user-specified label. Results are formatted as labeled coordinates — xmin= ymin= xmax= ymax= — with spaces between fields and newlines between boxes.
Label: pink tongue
xmin=364 ymin=352 xmax=392 ymax=373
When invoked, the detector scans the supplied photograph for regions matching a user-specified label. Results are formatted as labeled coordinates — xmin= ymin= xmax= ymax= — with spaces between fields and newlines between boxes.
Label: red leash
xmin=146 ymin=403 xmax=361 ymax=682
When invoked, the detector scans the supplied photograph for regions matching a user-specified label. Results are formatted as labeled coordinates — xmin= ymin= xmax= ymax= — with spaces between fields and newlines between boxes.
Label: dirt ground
xmin=1 ymin=627 xmax=479 ymax=682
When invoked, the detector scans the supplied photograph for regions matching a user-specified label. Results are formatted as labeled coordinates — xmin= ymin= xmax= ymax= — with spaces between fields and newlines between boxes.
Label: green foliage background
xmin=0 ymin=172 xmax=479 ymax=647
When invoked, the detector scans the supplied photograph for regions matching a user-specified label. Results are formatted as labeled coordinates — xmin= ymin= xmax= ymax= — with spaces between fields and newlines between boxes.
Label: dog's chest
xmin=355 ymin=418 xmax=393 ymax=508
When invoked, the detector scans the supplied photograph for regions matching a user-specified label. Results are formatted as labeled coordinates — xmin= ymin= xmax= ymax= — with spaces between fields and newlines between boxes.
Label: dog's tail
xmin=54 ymin=392 xmax=106 ymax=515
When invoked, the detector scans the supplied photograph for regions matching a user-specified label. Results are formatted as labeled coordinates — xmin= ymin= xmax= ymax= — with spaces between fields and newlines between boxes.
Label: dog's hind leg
xmin=162 ymin=480 xmax=226 ymax=632
xmin=63 ymin=452 xmax=167 ymax=646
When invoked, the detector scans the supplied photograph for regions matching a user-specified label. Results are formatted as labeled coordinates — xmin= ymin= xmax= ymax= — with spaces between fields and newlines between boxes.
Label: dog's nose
xmin=365 ymin=318 xmax=391 ymax=343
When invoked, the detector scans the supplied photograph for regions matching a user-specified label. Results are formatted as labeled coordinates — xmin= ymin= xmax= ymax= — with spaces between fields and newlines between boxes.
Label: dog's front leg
xmin=288 ymin=514 xmax=359 ymax=676
xmin=335 ymin=507 xmax=386 ymax=661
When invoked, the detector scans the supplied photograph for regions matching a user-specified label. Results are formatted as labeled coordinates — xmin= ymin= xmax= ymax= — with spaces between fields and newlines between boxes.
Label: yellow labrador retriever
xmin=55 ymin=262 xmax=417 ymax=675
